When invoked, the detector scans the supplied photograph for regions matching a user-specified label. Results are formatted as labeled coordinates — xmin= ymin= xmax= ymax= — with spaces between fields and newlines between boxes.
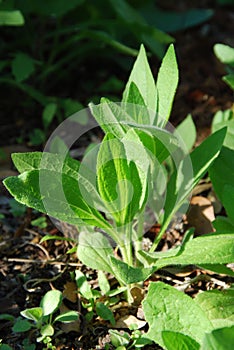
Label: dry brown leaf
xmin=187 ymin=196 xmax=215 ymax=235
xmin=114 ymin=315 xmax=146 ymax=329
xmin=63 ymin=281 xmax=77 ymax=303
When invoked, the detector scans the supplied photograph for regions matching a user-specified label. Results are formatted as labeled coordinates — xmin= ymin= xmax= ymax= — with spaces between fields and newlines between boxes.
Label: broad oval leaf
xmin=77 ymin=231 xmax=114 ymax=274
xmin=143 ymin=282 xmax=213 ymax=348
xmin=41 ymin=290 xmax=62 ymax=316
xmin=201 ymin=325 xmax=234 ymax=350
xmin=195 ymin=289 xmax=234 ymax=329
xmin=162 ymin=331 xmax=200 ymax=350
xmin=21 ymin=307 xmax=43 ymax=322
xmin=54 ymin=311 xmax=79 ymax=323
xmin=109 ymin=256 xmax=153 ymax=285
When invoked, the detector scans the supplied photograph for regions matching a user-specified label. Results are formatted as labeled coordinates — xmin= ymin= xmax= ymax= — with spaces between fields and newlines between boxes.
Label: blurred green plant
xmin=214 ymin=43 xmax=234 ymax=90
xmin=0 ymin=0 xmax=213 ymax=144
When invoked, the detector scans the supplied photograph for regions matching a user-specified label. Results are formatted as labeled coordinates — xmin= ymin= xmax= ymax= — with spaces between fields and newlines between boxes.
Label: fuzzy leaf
xmin=195 ymin=289 xmax=234 ymax=329
xmin=89 ymin=99 xmax=129 ymax=138
xmin=97 ymin=133 xmax=147 ymax=225
xmin=109 ymin=256 xmax=153 ymax=284
xmin=201 ymin=325 xmax=234 ymax=350
xmin=143 ymin=282 xmax=213 ymax=348
xmin=155 ymin=44 xmax=178 ymax=126
xmin=138 ymin=233 xmax=234 ymax=269
xmin=4 ymin=168 xmax=110 ymax=229
xmin=176 ymin=114 xmax=196 ymax=151
xmin=162 ymin=331 xmax=200 ymax=350
xmin=163 ymin=128 xmax=226 ymax=227
xmin=209 ymin=146 xmax=234 ymax=223
xmin=77 ymin=231 xmax=114 ymax=274
xmin=123 ymin=45 xmax=156 ymax=112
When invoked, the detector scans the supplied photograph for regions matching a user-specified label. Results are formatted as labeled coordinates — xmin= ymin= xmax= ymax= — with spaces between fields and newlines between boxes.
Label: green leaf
xmin=40 ymin=324 xmax=54 ymax=337
xmin=163 ymin=128 xmax=226 ymax=228
xmin=195 ymin=289 xmax=234 ymax=329
xmin=213 ymin=216 xmax=234 ymax=233
xmin=40 ymin=290 xmax=62 ymax=316
xmin=109 ymin=256 xmax=153 ymax=284
xmin=12 ymin=53 xmax=35 ymax=82
xmin=176 ymin=114 xmax=196 ymax=151
xmin=29 ymin=128 xmax=45 ymax=146
xmin=97 ymin=133 xmax=147 ymax=225
xmin=212 ymin=110 xmax=234 ymax=150
xmin=13 ymin=318 xmax=32 ymax=332
xmin=42 ymin=103 xmax=57 ymax=129
xmin=89 ymin=100 xmax=128 ymax=138
xmin=155 ymin=44 xmax=178 ymax=126
xmin=49 ymin=136 xmax=69 ymax=154
xmin=162 ymin=331 xmax=200 ymax=350
xmin=77 ymin=231 xmax=114 ymax=274
xmin=21 ymin=307 xmax=43 ymax=322
xmin=75 ymin=270 xmax=93 ymax=300
xmin=54 ymin=311 xmax=79 ymax=323
xmin=143 ymin=282 xmax=213 ymax=348
xmin=209 ymin=146 xmax=234 ymax=222
xmin=0 ymin=344 xmax=13 ymax=350
xmin=98 ymin=271 xmax=110 ymax=295
xmin=96 ymin=302 xmax=115 ymax=326
xmin=0 ymin=314 xmax=14 ymax=322
xmin=201 ymin=325 xmax=234 ymax=350
xmin=3 ymin=168 xmax=110 ymax=229
xmin=223 ymin=74 xmax=234 ymax=90
xmin=0 ymin=10 xmax=24 ymax=25
xmin=125 ymin=82 xmax=146 ymax=107
xmin=11 ymin=152 xmax=79 ymax=174
xmin=138 ymin=233 xmax=234 ymax=269
xmin=150 ymin=7 xmax=213 ymax=33
xmin=122 ymin=44 xmax=156 ymax=112
xmin=109 ymin=329 xmax=130 ymax=347
xmin=214 ymin=44 xmax=234 ymax=66
xmin=198 ymin=263 xmax=234 ymax=277
xmin=24 ymin=0 xmax=84 ymax=17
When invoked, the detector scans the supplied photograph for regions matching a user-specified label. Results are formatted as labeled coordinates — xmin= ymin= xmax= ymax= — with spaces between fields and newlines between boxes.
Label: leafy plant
xmin=143 ymin=282 xmax=234 ymax=349
xmin=211 ymin=107 xmax=234 ymax=151
xmin=0 ymin=0 xmax=214 ymax=144
xmin=3 ymin=43 xmax=233 ymax=296
xmin=3 ymin=42 xmax=234 ymax=348
xmin=214 ymin=43 xmax=234 ymax=90
xmin=13 ymin=290 xmax=78 ymax=347
xmin=75 ymin=270 xmax=116 ymax=325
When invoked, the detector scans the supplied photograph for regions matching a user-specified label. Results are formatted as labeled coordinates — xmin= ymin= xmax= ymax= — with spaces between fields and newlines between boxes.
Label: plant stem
xmin=135 ymin=211 xmax=145 ymax=253
xmin=149 ymin=216 xmax=171 ymax=252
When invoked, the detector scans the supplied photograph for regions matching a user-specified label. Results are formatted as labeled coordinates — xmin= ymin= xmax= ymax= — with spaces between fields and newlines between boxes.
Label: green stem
xmin=118 ymin=222 xmax=133 ymax=266
xmin=149 ymin=216 xmax=171 ymax=252
xmin=135 ymin=211 xmax=145 ymax=253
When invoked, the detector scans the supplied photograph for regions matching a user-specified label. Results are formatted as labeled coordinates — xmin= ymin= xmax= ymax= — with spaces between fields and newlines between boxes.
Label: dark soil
xmin=1 ymin=1 xmax=234 ymax=349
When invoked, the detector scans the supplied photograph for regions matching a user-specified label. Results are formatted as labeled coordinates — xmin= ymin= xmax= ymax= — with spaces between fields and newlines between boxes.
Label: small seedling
xmin=13 ymin=290 xmax=78 ymax=347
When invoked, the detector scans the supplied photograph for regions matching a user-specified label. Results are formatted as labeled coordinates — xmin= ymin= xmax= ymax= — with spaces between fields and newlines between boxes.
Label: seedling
xmin=214 ymin=43 xmax=234 ymax=90
xmin=13 ymin=290 xmax=78 ymax=347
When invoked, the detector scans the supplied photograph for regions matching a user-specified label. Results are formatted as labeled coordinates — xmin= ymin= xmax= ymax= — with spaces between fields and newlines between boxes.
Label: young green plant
xmin=3 ymin=44 xmax=233 ymax=299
